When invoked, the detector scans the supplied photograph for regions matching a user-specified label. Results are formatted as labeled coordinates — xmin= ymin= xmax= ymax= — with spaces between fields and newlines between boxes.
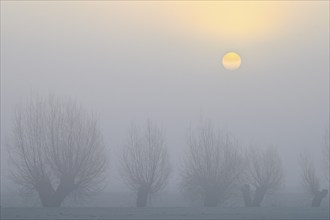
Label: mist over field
xmin=1 ymin=1 xmax=329 ymax=219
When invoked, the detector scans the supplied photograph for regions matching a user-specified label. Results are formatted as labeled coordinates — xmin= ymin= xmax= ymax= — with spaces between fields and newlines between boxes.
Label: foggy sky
xmin=1 ymin=1 xmax=329 ymax=194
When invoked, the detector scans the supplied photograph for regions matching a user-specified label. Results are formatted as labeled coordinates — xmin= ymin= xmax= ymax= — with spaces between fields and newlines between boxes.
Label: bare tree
xmin=8 ymin=95 xmax=107 ymax=207
xmin=121 ymin=121 xmax=171 ymax=207
xmin=299 ymin=151 xmax=328 ymax=207
xmin=241 ymin=146 xmax=283 ymax=207
xmin=181 ymin=121 xmax=244 ymax=207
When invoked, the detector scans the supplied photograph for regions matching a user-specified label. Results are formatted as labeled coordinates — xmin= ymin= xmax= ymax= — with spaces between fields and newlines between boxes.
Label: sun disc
xmin=222 ymin=52 xmax=241 ymax=71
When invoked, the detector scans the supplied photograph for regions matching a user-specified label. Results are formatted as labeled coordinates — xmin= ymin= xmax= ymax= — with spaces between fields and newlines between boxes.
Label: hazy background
xmin=1 ymin=1 xmax=329 ymax=202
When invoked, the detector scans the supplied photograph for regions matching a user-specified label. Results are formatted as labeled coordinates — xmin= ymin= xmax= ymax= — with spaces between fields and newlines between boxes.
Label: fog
xmin=1 ymin=0 xmax=329 ymax=215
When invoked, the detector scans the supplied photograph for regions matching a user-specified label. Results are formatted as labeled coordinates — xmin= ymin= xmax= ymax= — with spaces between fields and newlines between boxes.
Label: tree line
xmin=7 ymin=95 xmax=329 ymax=208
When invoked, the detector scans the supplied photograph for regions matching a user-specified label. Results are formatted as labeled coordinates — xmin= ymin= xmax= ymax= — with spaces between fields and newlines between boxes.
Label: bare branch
xmin=247 ymin=146 xmax=283 ymax=191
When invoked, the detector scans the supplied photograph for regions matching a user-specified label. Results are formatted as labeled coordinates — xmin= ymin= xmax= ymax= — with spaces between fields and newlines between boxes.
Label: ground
xmin=1 ymin=207 xmax=329 ymax=219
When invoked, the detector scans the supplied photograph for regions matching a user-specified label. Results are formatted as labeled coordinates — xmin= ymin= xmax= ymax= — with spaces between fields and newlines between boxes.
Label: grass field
xmin=1 ymin=207 xmax=329 ymax=219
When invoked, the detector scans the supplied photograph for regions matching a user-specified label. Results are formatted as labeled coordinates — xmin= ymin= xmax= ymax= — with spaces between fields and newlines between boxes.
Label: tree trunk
xmin=312 ymin=189 xmax=328 ymax=207
xmin=136 ymin=186 xmax=149 ymax=207
xmin=252 ymin=186 xmax=267 ymax=207
xmin=241 ymin=184 xmax=252 ymax=207
xmin=36 ymin=177 xmax=57 ymax=207
xmin=54 ymin=175 xmax=76 ymax=205
xmin=37 ymin=175 xmax=75 ymax=207
xmin=204 ymin=190 xmax=218 ymax=207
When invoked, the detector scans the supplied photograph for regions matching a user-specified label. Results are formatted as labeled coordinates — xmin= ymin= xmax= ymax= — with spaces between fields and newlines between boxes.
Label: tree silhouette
xmin=181 ymin=120 xmax=244 ymax=207
xmin=121 ymin=121 xmax=171 ymax=207
xmin=9 ymin=95 xmax=107 ymax=207
xmin=299 ymin=151 xmax=328 ymax=207
xmin=242 ymin=146 xmax=283 ymax=207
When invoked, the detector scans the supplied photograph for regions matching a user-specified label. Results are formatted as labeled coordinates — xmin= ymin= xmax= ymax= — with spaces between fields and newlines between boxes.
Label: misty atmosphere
xmin=0 ymin=1 xmax=329 ymax=219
